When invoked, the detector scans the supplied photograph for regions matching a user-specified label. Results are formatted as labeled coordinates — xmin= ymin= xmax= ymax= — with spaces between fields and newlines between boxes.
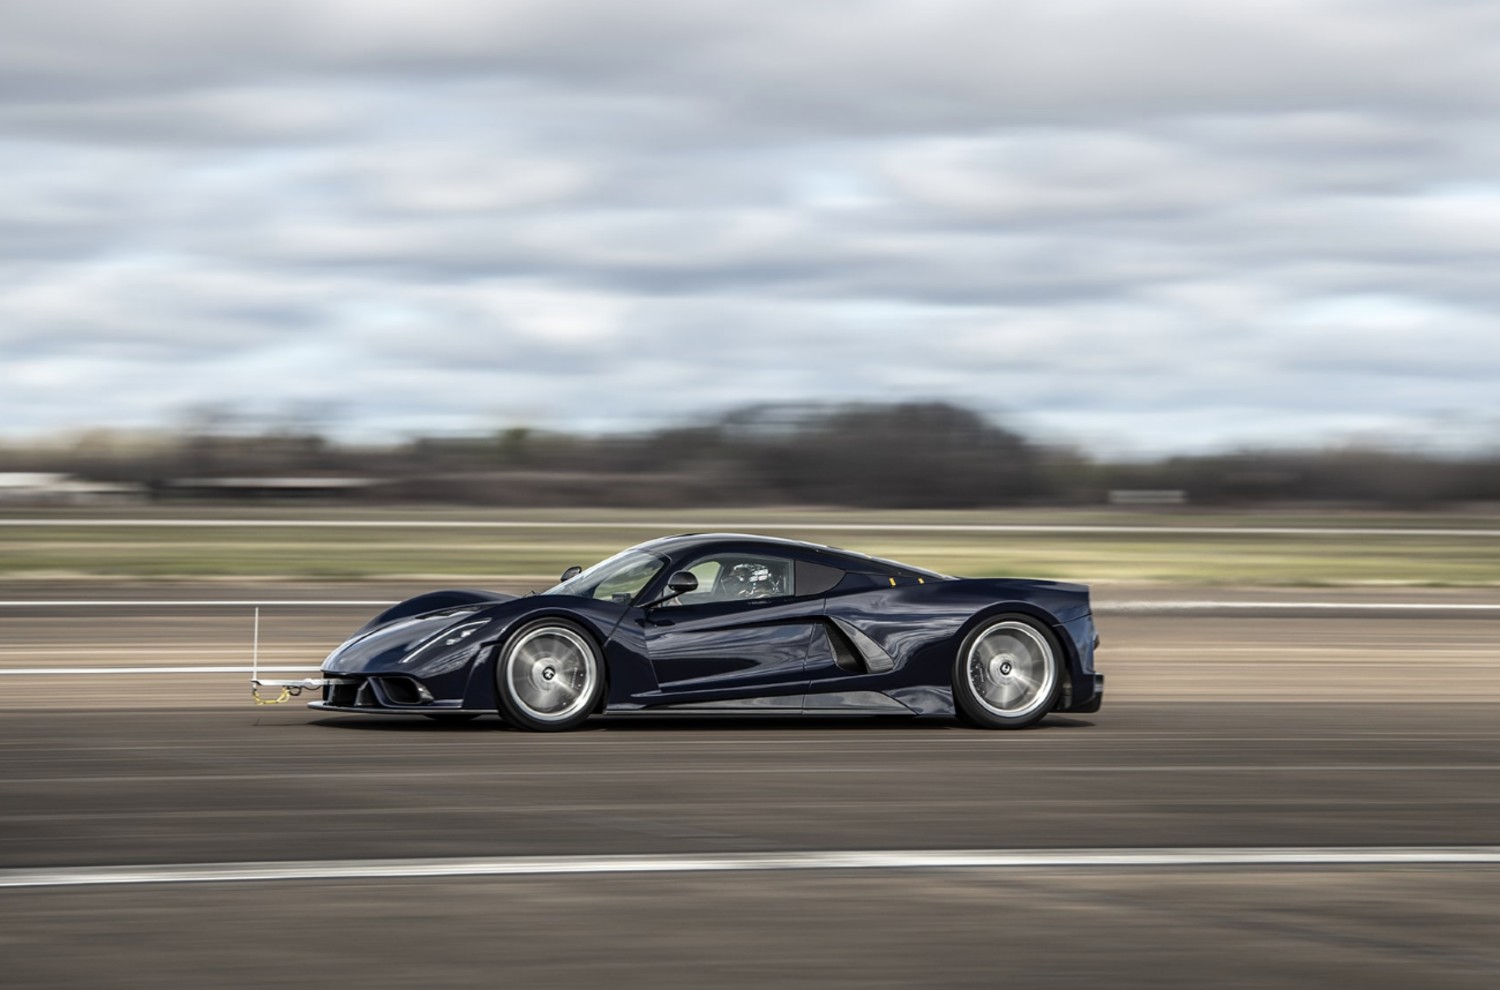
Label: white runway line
xmin=3 ymin=518 xmax=1500 ymax=537
xmin=0 ymin=600 xmax=394 ymax=607
xmin=0 ymin=649 xmax=313 ymax=656
xmin=1098 ymin=600 xmax=1500 ymax=613
xmin=0 ymin=666 xmax=321 ymax=675
xmin=4 ymin=846 xmax=1499 ymax=889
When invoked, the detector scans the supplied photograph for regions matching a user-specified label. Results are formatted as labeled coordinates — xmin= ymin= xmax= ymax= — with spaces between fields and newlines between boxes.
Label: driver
xmin=719 ymin=561 xmax=784 ymax=599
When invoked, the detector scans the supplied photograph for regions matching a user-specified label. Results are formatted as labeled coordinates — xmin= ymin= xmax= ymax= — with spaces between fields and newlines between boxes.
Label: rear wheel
xmin=495 ymin=620 xmax=604 ymax=732
xmin=952 ymin=614 xmax=1061 ymax=729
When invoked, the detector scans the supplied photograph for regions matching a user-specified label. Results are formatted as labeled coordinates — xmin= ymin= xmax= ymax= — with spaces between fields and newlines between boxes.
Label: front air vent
xmin=377 ymin=676 xmax=434 ymax=706
xmin=327 ymin=680 xmax=359 ymax=707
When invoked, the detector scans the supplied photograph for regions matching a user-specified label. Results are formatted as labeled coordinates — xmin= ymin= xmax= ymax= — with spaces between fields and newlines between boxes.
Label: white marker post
xmin=248 ymin=605 xmax=350 ymax=704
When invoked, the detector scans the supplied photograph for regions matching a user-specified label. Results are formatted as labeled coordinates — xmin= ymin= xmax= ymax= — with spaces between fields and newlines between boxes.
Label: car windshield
xmin=545 ymin=549 xmax=668 ymax=603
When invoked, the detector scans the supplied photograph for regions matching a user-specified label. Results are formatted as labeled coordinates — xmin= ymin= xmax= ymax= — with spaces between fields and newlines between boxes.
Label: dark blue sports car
xmin=307 ymin=533 xmax=1103 ymax=730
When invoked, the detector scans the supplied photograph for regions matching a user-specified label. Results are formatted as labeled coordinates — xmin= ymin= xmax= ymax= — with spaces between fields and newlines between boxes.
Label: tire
xmin=952 ymin=614 xmax=1062 ymax=729
xmin=495 ymin=619 xmax=604 ymax=732
xmin=423 ymin=713 xmax=482 ymax=723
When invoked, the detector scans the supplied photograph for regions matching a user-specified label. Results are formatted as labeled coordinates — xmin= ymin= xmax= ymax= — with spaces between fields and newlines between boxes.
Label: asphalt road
xmin=1 ymin=586 xmax=1498 ymax=987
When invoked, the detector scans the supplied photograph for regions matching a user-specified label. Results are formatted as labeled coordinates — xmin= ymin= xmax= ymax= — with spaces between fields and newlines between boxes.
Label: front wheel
xmin=952 ymin=614 xmax=1062 ymax=729
xmin=495 ymin=620 xmax=604 ymax=732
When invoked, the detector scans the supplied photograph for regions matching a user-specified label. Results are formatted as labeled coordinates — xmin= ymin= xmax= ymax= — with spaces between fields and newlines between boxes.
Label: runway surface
xmin=1 ymin=585 xmax=1498 ymax=987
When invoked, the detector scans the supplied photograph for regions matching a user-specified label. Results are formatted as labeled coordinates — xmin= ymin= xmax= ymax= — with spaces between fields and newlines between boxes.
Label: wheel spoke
xmin=1011 ymin=671 xmax=1040 ymax=694
xmin=514 ymin=641 xmax=548 ymax=665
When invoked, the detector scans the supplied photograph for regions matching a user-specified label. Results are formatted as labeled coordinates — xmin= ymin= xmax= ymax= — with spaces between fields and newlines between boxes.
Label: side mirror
xmin=559 ymin=565 xmax=583 ymax=582
xmin=639 ymin=571 xmax=698 ymax=609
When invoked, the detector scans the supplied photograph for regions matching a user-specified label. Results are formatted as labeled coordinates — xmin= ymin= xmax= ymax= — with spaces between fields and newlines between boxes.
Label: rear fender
xmin=949 ymin=602 xmax=1091 ymax=708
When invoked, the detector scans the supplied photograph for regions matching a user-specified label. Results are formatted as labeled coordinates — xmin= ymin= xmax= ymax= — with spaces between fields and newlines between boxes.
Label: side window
xmin=675 ymin=554 xmax=794 ymax=604
xmin=795 ymin=559 xmax=844 ymax=596
xmin=685 ymin=558 xmax=724 ymax=590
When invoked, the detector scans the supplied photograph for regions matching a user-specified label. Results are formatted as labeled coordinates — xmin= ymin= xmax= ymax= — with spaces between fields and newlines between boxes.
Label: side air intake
xmin=830 ymin=617 xmax=896 ymax=674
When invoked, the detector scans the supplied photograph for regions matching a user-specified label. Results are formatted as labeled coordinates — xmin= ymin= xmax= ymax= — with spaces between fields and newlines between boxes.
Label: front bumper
xmin=305 ymin=672 xmax=479 ymax=715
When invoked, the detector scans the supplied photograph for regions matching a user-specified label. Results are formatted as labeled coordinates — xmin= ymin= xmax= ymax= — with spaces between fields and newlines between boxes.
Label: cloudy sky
xmin=3 ymin=0 xmax=1499 ymax=454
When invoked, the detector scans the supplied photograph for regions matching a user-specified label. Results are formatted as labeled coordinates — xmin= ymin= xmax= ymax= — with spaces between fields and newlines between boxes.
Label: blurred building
xmin=156 ymin=476 xmax=383 ymax=501
xmin=0 ymin=472 xmax=145 ymax=504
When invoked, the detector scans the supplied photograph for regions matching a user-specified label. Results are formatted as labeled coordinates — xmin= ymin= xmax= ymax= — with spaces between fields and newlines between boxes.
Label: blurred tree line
xmin=3 ymin=401 xmax=1499 ymax=508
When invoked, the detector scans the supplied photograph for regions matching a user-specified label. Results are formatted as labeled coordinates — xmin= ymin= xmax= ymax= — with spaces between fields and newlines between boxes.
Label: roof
xmin=632 ymin=532 xmax=949 ymax=579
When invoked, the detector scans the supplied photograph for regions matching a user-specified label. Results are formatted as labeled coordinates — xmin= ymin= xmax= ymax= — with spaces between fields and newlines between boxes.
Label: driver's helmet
xmin=721 ymin=561 xmax=781 ymax=598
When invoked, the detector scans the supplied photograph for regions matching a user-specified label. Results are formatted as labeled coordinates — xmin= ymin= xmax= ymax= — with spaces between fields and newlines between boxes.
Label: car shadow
xmin=307 ymin=713 xmax=1096 ymax=732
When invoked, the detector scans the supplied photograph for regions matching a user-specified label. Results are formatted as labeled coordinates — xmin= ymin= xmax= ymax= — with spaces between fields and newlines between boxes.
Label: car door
xmin=641 ymin=553 xmax=816 ymax=706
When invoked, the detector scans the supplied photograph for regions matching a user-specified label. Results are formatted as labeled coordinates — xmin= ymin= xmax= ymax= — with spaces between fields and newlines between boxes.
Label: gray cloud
xmin=1 ymin=1 xmax=1498 ymax=454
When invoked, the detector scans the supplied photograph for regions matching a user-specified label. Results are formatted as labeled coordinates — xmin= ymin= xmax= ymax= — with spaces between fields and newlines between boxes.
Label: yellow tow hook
xmin=251 ymin=681 xmax=295 ymax=705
